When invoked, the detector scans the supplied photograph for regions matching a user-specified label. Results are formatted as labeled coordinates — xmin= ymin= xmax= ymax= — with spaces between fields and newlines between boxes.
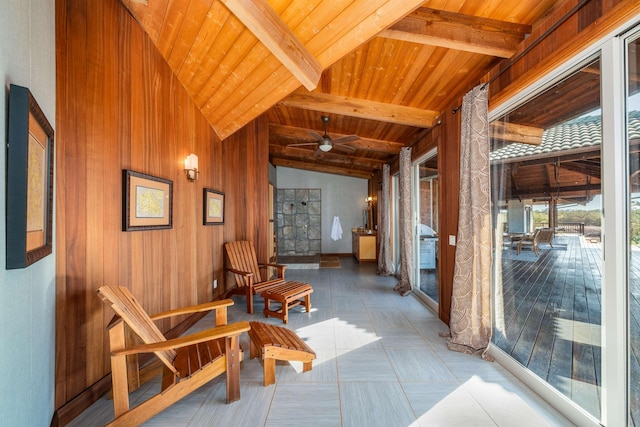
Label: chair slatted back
xmin=225 ymin=241 xmax=263 ymax=287
xmin=537 ymin=229 xmax=554 ymax=245
xmin=97 ymin=286 xmax=177 ymax=370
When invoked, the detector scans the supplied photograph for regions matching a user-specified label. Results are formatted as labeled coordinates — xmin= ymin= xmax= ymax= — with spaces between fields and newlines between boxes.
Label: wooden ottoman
xmin=248 ymin=321 xmax=316 ymax=386
xmin=260 ymin=281 xmax=313 ymax=324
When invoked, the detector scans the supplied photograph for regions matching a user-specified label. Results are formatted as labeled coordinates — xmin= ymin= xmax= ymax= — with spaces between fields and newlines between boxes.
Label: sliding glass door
xmin=627 ymin=31 xmax=640 ymax=427
xmin=491 ymin=55 xmax=603 ymax=420
xmin=413 ymin=151 xmax=439 ymax=307
xmin=488 ymin=21 xmax=640 ymax=425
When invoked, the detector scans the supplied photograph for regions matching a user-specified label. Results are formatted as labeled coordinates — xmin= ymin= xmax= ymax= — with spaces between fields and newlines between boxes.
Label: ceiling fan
xmin=288 ymin=115 xmax=359 ymax=154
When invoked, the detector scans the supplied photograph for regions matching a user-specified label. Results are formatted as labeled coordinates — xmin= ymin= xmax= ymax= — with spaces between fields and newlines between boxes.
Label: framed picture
xmin=6 ymin=84 xmax=55 ymax=269
xmin=122 ymin=169 xmax=173 ymax=231
xmin=203 ymin=189 xmax=224 ymax=225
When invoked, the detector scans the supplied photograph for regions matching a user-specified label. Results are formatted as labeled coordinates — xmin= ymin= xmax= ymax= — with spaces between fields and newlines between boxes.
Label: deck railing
xmin=533 ymin=222 xmax=585 ymax=234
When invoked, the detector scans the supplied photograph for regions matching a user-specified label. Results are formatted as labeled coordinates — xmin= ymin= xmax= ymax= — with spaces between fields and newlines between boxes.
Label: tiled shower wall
xmin=276 ymin=189 xmax=321 ymax=256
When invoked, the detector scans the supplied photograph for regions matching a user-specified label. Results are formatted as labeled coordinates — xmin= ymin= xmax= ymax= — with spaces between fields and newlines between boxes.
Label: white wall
xmin=507 ymin=199 xmax=532 ymax=234
xmin=276 ymin=167 xmax=368 ymax=254
xmin=0 ymin=1 xmax=56 ymax=425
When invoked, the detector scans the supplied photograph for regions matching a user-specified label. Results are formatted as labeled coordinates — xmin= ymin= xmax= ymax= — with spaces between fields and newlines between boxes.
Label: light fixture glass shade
xmin=184 ymin=153 xmax=198 ymax=170
xmin=319 ymin=143 xmax=332 ymax=152
xmin=184 ymin=153 xmax=199 ymax=181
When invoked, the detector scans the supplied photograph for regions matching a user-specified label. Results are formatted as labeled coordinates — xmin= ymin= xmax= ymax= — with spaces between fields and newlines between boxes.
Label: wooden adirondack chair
xmin=224 ymin=240 xmax=287 ymax=314
xmin=517 ymin=228 xmax=554 ymax=256
xmin=97 ymin=286 xmax=250 ymax=427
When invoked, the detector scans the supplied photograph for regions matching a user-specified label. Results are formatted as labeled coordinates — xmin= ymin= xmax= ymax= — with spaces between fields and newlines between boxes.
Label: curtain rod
xmin=452 ymin=0 xmax=593 ymax=114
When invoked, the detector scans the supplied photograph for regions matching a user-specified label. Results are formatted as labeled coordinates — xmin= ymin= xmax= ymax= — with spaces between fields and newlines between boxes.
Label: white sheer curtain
xmin=447 ymin=84 xmax=493 ymax=356
xmin=377 ymin=164 xmax=394 ymax=276
xmin=393 ymin=148 xmax=413 ymax=296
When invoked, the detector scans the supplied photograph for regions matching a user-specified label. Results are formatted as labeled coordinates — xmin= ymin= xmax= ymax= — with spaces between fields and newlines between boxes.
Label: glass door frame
xmin=412 ymin=148 xmax=438 ymax=311
xmin=486 ymin=22 xmax=637 ymax=427
xmin=391 ymin=173 xmax=400 ymax=276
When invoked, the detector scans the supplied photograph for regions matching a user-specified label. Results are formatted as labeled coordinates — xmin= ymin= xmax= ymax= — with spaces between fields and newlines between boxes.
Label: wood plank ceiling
xmin=119 ymin=0 xmax=561 ymax=178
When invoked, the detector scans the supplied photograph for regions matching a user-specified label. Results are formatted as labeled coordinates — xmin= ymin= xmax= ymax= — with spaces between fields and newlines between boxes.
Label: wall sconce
xmin=184 ymin=153 xmax=199 ymax=182
xmin=366 ymin=196 xmax=373 ymax=206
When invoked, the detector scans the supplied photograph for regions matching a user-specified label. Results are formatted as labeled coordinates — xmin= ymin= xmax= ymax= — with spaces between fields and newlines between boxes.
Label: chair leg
xmin=250 ymin=338 xmax=259 ymax=359
xmin=225 ymin=335 xmax=241 ymax=403
xmin=263 ymin=358 xmax=276 ymax=386
xmin=246 ymin=287 xmax=254 ymax=314
xmin=282 ymin=302 xmax=289 ymax=324
xmin=264 ymin=297 xmax=270 ymax=317
xmin=109 ymin=322 xmax=131 ymax=417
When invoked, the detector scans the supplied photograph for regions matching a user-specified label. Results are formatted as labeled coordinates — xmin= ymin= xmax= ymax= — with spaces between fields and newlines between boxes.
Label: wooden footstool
xmin=261 ymin=281 xmax=313 ymax=324
xmin=248 ymin=321 xmax=316 ymax=386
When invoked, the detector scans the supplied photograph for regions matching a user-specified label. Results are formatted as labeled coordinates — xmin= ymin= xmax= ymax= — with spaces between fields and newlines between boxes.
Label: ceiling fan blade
xmin=309 ymin=131 xmax=325 ymax=142
xmin=313 ymin=147 xmax=325 ymax=156
xmin=331 ymin=134 xmax=359 ymax=144
xmin=333 ymin=143 xmax=356 ymax=153
xmin=287 ymin=142 xmax=318 ymax=147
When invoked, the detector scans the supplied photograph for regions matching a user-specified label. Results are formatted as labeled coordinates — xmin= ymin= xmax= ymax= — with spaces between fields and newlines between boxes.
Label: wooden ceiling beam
xmin=219 ymin=0 xmax=322 ymax=91
xmin=278 ymin=91 xmax=439 ymax=128
xmin=271 ymin=158 xmax=373 ymax=179
xmin=491 ymin=122 xmax=543 ymax=145
xmin=507 ymin=183 xmax=601 ymax=199
xmin=559 ymin=160 xmax=601 ymax=178
xmin=379 ymin=7 xmax=531 ymax=58
xmin=269 ymin=123 xmax=406 ymax=154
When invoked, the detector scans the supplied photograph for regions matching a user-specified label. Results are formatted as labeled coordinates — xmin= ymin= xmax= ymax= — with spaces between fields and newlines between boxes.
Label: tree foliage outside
xmin=533 ymin=209 xmax=601 ymax=226
xmin=532 ymin=208 xmax=640 ymax=245
xmin=631 ymin=209 xmax=640 ymax=245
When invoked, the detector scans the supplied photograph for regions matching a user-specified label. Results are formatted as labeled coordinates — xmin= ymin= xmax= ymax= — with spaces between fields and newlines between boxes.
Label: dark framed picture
xmin=122 ymin=169 xmax=173 ymax=231
xmin=203 ymin=189 xmax=224 ymax=225
xmin=6 ymin=84 xmax=55 ymax=269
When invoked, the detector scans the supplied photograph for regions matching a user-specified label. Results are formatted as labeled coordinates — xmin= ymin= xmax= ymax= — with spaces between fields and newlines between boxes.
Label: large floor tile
xmin=403 ymin=381 xmax=497 ymax=426
xmin=336 ymin=346 xmax=397 ymax=381
xmin=340 ymin=382 xmax=415 ymax=427
xmin=463 ymin=376 xmax=573 ymax=426
xmin=265 ymin=383 xmax=341 ymax=426
xmin=387 ymin=347 xmax=457 ymax=381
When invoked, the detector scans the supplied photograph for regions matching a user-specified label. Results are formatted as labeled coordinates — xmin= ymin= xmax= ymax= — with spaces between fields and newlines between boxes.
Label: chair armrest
xmin=150 ymin=299 xmax=234 ymax=321
xmin=259 ymin=263 xmax=287 ymax=269
xmin=112 ymin=321 xmax=251 ymax=357
xmin=225 ymin=267 xmax=254 ymax=277
xmin=258 ymin=263 xmax=287 ymax=278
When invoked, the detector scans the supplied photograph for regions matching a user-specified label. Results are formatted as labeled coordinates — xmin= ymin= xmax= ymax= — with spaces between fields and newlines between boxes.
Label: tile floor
xmin=70 ymin=259 xmax=572 ymax=426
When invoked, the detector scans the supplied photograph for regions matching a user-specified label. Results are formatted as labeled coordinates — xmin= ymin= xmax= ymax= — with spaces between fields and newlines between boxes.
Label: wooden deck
xmin=417 ymin=233 xmax=638 ymax=423
xmin=493 ymin=234 xmax=622 ymax=419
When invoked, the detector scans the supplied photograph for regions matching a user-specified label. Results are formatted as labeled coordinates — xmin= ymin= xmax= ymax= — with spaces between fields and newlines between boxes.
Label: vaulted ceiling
xmin=119 ymin=0 xmax=562 ymax=178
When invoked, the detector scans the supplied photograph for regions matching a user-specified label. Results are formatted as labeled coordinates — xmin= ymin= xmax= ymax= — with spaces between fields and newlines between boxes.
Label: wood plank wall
xmin=55 ymin=0 xmax=269 ymax=412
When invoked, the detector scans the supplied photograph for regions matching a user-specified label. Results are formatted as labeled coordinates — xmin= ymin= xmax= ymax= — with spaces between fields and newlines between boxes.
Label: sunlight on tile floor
xmin=70 ymin=260 xmax=572 ymax=426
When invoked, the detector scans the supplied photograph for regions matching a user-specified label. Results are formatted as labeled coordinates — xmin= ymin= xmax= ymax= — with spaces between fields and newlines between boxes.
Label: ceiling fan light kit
xmin=286 ymin=115 xmax=359 ymax=154
xmin=319 ymin=141 xmax=332 ymax=152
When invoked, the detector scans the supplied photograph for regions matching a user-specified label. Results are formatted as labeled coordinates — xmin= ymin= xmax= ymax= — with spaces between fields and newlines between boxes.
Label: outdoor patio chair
xmin=97 ymin=286 xmax=250 ymax=427
xmin=517 ymin=228 xmax=554 ymax=256
xmin=224 ymin=240 xmax=287 ymax=314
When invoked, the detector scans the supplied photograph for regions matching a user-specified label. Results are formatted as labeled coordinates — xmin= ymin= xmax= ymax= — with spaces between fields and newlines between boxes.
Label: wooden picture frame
xmin=6 ymin=84 xmax=55 ymax=269
xmin=203 ymin=188 xmax=224 ymax=225
xmin=122 ymin=169 xmax=173 ymax=231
